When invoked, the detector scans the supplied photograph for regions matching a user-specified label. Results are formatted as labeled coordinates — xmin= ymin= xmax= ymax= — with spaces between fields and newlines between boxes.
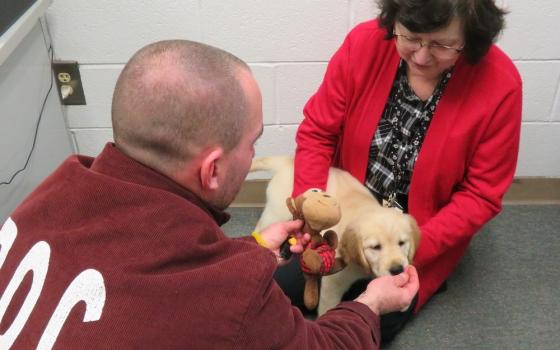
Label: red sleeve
xmin=293 ymin=32 xmax=351 ymax=196
xmin=414 ymin=84 xmax=522 ymax=267
xmin=233 ymin=235 xmax=258 ymax=243
xmin=234 ymin=276 xmax=381 ymax=350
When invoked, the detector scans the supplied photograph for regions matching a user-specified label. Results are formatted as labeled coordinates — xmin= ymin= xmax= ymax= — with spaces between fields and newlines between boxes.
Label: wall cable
xmin=0 ymin=21 xmax=54 ymax=186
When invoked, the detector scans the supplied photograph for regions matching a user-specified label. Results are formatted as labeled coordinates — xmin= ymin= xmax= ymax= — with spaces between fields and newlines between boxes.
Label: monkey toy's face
xmin=296 ymin=189 xmax=341 ymax=232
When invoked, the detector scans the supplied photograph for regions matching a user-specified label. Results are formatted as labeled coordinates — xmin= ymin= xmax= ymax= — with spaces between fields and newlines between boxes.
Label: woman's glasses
xmin=393 ymin=32 xmax=464 ymax=59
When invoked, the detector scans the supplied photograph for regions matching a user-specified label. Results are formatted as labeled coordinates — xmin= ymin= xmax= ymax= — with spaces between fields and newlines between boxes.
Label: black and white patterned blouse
xmin=365 ymin=60 xmax=453 ymax=202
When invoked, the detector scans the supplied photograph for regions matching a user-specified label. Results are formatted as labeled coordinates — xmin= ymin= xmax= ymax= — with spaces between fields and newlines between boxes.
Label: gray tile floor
xmin=223 ymin=205 xmax=560 ymax=350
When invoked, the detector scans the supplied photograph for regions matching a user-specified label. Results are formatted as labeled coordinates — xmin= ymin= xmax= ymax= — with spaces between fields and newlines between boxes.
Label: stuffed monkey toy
xmin=286 ymin=188 xmax=346 ymax=310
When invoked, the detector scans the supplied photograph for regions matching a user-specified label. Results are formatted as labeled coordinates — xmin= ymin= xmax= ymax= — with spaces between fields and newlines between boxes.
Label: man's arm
xmin=233 ymin=266 xmax=419 ymax=349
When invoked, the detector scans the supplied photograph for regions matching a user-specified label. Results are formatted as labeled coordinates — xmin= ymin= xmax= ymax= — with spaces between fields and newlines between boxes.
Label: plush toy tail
xmin=304 ymin=275 xmax=320 ymax=310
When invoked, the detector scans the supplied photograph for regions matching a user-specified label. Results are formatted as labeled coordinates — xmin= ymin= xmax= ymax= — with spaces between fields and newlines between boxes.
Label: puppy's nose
xmin=389 ymin=265 xmax=404 ymax=276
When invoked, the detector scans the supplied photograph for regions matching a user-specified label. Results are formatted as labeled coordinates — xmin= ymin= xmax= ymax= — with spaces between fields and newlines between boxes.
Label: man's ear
xmin=199 ymin=147 xmax=224 ymax=191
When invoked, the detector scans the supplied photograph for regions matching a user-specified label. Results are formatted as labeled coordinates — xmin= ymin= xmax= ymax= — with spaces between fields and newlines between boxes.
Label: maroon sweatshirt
xmin=0 ymin=143 xmax=380 ymax=349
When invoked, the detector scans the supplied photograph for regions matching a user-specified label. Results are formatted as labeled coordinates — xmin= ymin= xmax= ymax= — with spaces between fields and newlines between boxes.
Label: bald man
xmin=0 ymin=40 xmax=417 ymax=349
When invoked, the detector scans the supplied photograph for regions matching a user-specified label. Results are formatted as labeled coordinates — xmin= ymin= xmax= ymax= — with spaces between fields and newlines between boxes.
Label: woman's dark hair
xmin=377 ymin=0 xmax=508 ymax=64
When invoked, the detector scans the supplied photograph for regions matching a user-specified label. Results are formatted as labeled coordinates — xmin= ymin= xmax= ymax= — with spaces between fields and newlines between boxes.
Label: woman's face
xmin=394 ymin=17 xmax=464 ymax=81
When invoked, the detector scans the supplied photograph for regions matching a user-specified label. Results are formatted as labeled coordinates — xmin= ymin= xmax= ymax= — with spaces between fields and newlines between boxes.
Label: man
xmin=0 ymin=40 xmax=418 ymax=349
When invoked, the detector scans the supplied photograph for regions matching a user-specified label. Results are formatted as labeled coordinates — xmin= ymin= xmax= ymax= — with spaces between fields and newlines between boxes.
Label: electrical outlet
xmin=52 ymin=61 xmax=87 ymax=105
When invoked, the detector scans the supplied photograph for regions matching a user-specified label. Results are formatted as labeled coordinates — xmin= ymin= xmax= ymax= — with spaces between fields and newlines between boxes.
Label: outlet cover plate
xmin=52 ymin=60 xmax=87 ymax=105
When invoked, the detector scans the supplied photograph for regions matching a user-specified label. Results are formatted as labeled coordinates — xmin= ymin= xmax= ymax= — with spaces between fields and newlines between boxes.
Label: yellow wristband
xmin=251 ymin=231 xmax=268 ymax=248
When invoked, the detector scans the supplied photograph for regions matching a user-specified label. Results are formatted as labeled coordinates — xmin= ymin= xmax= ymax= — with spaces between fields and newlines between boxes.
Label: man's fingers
xmin=294 ymin=232 xmax=310 ymax=240
xmin=299 ymin=233 xmax=311 ymax=244
xmin=289 ymin=244 xmax=304 ymax=254
xmin=403 ymin=265 xmax=419 ymax=295
xmin=289 ymin=232 xmax=311 ymax=252
xmin=392 ymin=271 xmax=410 ymax=287
xmin=284 ymin=219 xmax=303 ymax=232
xmin=405 ymin=265 xmax=418 ymax=282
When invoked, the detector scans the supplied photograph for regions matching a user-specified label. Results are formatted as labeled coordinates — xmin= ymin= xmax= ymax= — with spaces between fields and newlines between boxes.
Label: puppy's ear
xmin=339 ymin=226 xmax=369 ymax=273
xmin=406 ymin=215 xmax=421 ymax=262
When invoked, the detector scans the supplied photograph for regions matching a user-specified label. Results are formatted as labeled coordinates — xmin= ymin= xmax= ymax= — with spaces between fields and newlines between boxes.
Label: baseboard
xmin=231 ymin=177 xmax=560 ymax=207
xmin=503 ymin=177 xmax=560 ymax=205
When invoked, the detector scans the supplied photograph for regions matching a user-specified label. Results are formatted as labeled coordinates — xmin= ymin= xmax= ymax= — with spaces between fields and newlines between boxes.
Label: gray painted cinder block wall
xmin=46 ymin=0 xmax=560 ymax=178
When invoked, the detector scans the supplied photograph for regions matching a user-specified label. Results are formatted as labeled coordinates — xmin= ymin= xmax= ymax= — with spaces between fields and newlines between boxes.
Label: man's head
xmin=112 ymin=40 xmax=263 ymax=209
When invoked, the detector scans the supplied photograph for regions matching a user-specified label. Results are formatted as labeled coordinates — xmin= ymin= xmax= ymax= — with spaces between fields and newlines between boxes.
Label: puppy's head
xmin=339 ymin=208 xmax=420 ymax=277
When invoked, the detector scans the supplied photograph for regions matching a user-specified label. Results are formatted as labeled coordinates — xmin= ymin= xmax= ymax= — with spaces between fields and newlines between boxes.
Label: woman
xmin=283 ymin=0 xmax=522 ymax=341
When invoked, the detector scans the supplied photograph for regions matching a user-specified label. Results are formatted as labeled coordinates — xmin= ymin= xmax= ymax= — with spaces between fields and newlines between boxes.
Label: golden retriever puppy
xmin=250 ymin=156 xmax=420 ymax=315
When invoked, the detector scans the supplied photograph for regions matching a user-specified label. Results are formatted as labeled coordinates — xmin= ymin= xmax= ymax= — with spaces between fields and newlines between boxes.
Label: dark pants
xmin=274 ymin=259 xmax=418 ymax=342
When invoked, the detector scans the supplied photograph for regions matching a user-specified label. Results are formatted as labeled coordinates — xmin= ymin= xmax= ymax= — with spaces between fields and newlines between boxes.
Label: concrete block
xmin=551 ymin=92 xmax=560 ymax=122
xmin=350 ymin=0 xmax=379 ymax=27
xmin=250 ymin=64 xmax=276 ymax=125
xmin=72 ymin=128 xmax=113 ymax=156
xmin=517 ymin=123 xmax=560 ymax=177
xmin=255 ymin=125 xmax=298 ymax=157
xmin=498 ymin=0 xmax=560 ymax=60
xmin=515 ymin=61 xmax=560 ymax=122
xmin=47 ymin=0 xmax=201 ymax=63
xmin=200 ymin=0 xmax=348 ymax=62
xmin=246 ymin=124 xmax=298 ymax=180
xmin=276 ymin=63 xmax=327 ymax=124
xmin=65 ymin=65 xmax=122 ymax=128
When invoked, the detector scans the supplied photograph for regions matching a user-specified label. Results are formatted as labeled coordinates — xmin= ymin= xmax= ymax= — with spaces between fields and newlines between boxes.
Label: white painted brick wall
xmin=47 ymin=0 xmax=560 ymax=178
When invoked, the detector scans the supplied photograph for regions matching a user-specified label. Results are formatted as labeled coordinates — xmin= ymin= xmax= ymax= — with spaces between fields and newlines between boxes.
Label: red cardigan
xmin=2 ymin=144 xmax=381 ymax=349
xmin=294 ymin=20 xmax=522 ymax=310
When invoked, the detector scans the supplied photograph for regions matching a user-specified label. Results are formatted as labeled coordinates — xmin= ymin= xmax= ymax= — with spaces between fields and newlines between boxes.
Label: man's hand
xmin=259 ymin=220 xmax=310 ymax=265
xmin=354 ymin=265 xmax=419 ymax=315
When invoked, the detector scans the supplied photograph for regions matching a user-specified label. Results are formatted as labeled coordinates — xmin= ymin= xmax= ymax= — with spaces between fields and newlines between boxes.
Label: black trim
xmin=0 ymin=0 xmax=37 ymax=37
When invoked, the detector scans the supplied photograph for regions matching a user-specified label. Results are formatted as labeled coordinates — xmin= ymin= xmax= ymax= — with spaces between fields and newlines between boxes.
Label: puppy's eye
xmin=371 ymin=244 xmax=382 ymax=251
xmin=398 ymin=240 xmax=406 ymax=246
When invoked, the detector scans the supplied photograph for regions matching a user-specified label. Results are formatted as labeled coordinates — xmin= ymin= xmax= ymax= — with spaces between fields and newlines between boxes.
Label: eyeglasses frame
xmin=392 ymin=31 xmax=464 ymax=56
